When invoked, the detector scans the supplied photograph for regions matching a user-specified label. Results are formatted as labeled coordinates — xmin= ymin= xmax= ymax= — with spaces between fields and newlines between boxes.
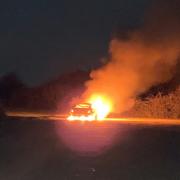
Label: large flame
xmin=87 ymin=94 xmax=113 ymax=120
xmin=67 ymin=95 xmax=113 ymax=121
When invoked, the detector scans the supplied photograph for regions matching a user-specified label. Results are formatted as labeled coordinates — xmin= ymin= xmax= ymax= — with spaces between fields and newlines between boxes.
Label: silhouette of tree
xmin=0 ymin=72 xmax=25 ymax=105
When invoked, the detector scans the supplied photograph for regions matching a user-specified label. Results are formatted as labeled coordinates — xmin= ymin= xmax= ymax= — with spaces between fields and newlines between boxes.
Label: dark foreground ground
xmin=1 ymin=118 xmax=180 ymax=180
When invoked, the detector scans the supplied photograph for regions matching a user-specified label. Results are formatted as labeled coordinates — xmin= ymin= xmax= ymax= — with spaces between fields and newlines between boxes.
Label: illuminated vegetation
xmin=131 ymin=86 xmax=180 ymax=119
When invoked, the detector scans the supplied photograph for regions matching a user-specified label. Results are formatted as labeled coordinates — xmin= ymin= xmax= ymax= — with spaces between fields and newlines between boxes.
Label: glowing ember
xmin=87 ymin=95 xmax=112 ymax=120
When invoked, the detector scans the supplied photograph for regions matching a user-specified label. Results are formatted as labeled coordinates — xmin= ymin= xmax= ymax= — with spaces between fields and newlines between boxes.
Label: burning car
xmin=67 ymin=103 xmax=97 ymax=121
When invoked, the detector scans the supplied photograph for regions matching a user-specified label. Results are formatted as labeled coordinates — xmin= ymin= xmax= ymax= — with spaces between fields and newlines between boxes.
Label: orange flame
xmin=87 ymin=94 xmax=113 ymax=120
xmin=67 ymin=114 xmax=95 ymax=122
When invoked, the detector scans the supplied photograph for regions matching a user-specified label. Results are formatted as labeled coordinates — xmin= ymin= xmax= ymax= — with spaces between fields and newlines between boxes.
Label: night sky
xmin=0 ymin=0 xmax=150 ymax=85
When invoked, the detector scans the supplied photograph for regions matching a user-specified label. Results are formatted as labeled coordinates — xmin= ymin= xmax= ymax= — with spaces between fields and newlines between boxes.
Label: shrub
xmin=131 ymin=86 xmax=180 ymax=119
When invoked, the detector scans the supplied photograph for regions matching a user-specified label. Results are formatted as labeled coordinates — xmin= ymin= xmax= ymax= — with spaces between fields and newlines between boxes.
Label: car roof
xmin=74 ymin=103 xmax=92 ymax=108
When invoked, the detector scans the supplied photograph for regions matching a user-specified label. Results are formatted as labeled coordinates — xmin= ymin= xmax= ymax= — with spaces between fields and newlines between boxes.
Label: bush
xmin=131 ymin=86 xmax=180 ymax=119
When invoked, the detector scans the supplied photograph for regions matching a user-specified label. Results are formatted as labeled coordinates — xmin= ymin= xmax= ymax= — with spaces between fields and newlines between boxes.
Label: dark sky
xmin=0 ymin=0 xmax=150 ymax=85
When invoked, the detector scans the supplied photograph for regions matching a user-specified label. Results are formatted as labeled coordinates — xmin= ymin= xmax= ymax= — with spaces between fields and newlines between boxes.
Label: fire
xmin=66 ymin=95 xmax=113 ymax=122
xmin=67 ymin=114 xmax=95 ymax=122
xmin=87 ymin=95 xmax=112 ymax=120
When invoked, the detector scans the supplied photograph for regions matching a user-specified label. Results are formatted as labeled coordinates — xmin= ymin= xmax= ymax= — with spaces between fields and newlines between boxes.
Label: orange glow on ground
xmin=6 ymin=111 xmax=180 ymax=126
xmin=87 ymin=94 xmax=113 ymax=120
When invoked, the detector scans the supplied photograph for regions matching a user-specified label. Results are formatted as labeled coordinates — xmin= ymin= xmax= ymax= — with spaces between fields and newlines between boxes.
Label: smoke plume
xmin=84 ymin=0 xmax=180 ymax=113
